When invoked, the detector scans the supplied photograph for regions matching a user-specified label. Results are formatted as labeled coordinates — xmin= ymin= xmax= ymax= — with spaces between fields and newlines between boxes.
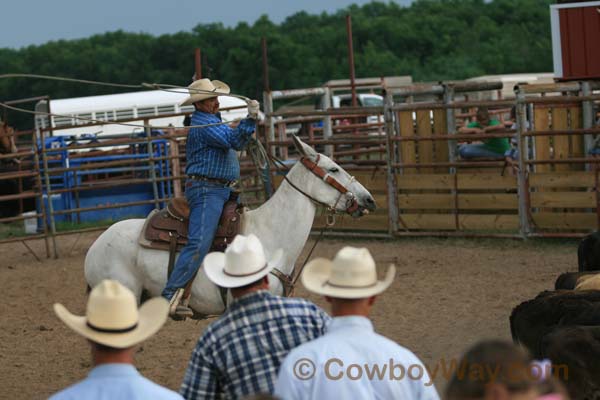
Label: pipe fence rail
xmin=263 ymin=79 xmax=600 ymax=238
xmin=2 ymin=79 xmax=600 ymax=258
xmin=0 ymin=121 xmax=269 ymax=258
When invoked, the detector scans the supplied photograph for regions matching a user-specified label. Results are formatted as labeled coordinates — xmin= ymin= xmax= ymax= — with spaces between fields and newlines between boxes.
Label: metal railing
xmin=2 ymin=79 xmax=600 ymax=258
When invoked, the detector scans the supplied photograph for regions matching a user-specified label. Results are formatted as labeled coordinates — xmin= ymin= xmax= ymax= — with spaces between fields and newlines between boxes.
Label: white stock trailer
xmin=34 ymin=89 xmax=249 ymax=138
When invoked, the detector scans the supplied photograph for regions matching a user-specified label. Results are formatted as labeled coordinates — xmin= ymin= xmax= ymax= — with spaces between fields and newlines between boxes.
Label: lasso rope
xmin=0 ymin=73 xmax=254 ymax=129
xmin=246 ymin=137 xmax=269 ymax=170
xmin=0 ymin=73 xmax=141 ymax=89
xmin=0 ymin=101 xmax=244 ymax=130
xmin=0 ymin=73 xmax=253 ymax=103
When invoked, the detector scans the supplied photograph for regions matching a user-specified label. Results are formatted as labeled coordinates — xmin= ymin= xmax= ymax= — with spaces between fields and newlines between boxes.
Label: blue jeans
xmin=162 ymin=180 xmax=231 ymax=300
xmin=458 ymin=144 xmax=504 ymax=160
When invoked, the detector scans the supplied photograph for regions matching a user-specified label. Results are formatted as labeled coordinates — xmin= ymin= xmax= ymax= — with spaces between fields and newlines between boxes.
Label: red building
xmin=551 ymin=1 xmax=600 ymax=80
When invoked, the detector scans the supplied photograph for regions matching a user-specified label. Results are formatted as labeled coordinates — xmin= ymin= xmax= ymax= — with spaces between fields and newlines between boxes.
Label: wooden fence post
xmin=581 ymin=81 xmax=594 ymax=166
xmin=144 ymin=122 xmax=160 ymax=210
xmin=384 ymin=92 xmax=399 ymax=235
xmin=322 ymin=86 xmax=333 ymax=157
xmin=32 ymin=128 xmax=51 ymax=258
xmin=263 ymin=91 xmax=275 ymax=156
xmin=167 ymin=127 xmax=182 ymax=198
xmin=516 ymin=89 xmax=531 ymax=238
xmin=444 ymin=84 xmax=457 ymax=168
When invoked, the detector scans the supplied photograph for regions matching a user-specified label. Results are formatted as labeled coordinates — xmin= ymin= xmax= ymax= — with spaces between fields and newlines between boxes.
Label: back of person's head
xmin=445 ymin=340 xmax=538 ymax=400
xmin=90 ymin=341 xmax=127 ymax=353
xmin=231 ymin=276 xmax=268 ymax=294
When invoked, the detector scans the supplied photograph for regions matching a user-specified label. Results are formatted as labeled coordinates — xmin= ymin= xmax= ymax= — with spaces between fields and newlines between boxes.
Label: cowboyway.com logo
xmin=292 ymin=358 xmax=568 ymax=386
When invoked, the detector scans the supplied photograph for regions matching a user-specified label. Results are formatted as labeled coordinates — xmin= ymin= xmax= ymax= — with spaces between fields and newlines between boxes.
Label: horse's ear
xmin=292 ymin=135 xmax=317 ymax=160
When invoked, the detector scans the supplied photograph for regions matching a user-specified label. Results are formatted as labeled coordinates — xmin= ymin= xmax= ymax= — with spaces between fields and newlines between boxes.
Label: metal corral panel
xmin=466 ymin=73 xmax=555 ymax=99
xmin=39 ymin=185 xmax=155 ymax=225
xmin=324 ymin=76 xmax=412 ymax=89
xmin=551 ymin=1 xmax=600 ymax=80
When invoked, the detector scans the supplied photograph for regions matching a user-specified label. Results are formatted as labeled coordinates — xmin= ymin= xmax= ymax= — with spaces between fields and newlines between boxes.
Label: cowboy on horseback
xmin=162 ymin=78 xmax=260 ymax=318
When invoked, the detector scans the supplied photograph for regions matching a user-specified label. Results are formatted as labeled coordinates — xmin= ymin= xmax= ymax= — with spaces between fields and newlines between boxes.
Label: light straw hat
xmin=204 ymin=234 xmax=283 ymax=288
xmin=180 ymin=78 xmax=231 ymax=106
xmin=53 ymin=280 xmax=168 ymax=348
xmin=302 ymin=247 xmax=395 ymax=299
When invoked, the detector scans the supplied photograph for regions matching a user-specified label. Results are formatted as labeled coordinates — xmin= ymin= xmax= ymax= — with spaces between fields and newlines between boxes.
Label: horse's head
xmin=289 ymin=135 xmax=376 ymax=217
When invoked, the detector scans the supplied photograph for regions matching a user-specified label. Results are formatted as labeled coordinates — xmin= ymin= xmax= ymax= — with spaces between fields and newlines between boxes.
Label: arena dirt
xmin=0 ymin=233 xmax=576 ymax=398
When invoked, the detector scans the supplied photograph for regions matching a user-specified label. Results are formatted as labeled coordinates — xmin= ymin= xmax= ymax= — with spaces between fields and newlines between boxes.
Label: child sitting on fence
xmin=458 ymin=107 xmax=510 ymax=160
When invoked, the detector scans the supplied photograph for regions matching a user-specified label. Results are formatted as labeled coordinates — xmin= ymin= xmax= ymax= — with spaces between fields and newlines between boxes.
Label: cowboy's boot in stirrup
xmin=168 ymin=288 xmax=193 ymax=320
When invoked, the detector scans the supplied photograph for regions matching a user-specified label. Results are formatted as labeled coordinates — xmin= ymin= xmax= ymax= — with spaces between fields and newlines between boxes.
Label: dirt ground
xmin=0 ymin=232 xmax=577 ymax=399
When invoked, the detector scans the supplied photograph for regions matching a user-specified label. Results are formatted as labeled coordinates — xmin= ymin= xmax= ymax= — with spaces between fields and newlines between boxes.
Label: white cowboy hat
xmin=302 ymin=246 xmax=396 ymax=299
xmin=53 ymin=280 xmax=168 ymax=349
xmin=180 ymin=78 xmax=231 ymax=106
xmin=204 ymin=234 xmax=284 ymax=288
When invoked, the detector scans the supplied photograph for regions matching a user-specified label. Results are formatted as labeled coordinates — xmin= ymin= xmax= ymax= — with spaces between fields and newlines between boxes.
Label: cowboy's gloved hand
xmin=247 ymin=100 xmax=260 ymax=119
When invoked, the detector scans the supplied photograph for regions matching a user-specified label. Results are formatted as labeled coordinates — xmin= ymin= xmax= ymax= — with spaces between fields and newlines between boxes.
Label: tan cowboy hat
xmin=204 ymin=234 xmax=284 ymax=288
xmin=53 ymin=280 xmax=168 ymax=349
xmin=180 ymin=78 xmax=231 ymax=106
xmin=302 ymin=246 xmax=395 ymax=299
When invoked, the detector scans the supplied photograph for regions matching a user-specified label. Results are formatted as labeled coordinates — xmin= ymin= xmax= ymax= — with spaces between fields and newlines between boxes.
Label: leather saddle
xmin=141 ymin=192 xmax=243 ymax=255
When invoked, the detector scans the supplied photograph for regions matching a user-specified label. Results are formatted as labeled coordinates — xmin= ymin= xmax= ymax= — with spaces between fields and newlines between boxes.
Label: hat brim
xmin=180 ymin=80 xmax=231 ymax=106
xmin=53 ymin=297 xmax=169 ymax=349
xmin=204 ymin=248 xmax=284 ymax=288
xmin=301 ymin=258 xmax=396 ymax=299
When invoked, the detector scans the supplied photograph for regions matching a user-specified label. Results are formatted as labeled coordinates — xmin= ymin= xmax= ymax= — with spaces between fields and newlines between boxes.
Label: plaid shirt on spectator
xmin=185 ymin=111 xmax=256 ymax=181
xmin=180 ymin=290 xmax=330 ymax=400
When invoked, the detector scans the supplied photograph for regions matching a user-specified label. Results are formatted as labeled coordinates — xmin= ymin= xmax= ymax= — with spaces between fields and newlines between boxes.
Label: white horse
xmin=84 ymin=136 xmax=376 ymax=317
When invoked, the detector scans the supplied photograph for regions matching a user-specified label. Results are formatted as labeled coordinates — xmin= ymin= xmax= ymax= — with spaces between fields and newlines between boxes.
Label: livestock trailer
xmin=34 ymin=89 xmax=248 ymax=137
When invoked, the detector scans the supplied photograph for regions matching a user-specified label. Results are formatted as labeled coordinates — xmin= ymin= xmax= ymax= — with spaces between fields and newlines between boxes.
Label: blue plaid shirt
xmin=180 ymin=291 xmax=330 ymax=400
xmin=185 ymin=111 xmax=256 ymax=181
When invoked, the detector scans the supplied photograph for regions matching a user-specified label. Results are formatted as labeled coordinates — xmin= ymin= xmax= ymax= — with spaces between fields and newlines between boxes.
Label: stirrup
xmin=169 ymin=289 xmax=193 ymax=320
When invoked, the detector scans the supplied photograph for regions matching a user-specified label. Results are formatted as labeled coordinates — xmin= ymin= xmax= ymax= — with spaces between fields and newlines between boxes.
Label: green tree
xmin=0 ymin=0 xmax=555 ymax=129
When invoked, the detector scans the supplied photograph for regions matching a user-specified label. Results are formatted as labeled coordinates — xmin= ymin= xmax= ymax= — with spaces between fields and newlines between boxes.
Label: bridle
xmin=266 ymin=153 xmax=362 ymax=297
xmin=284 ymin=154 xmax=360 ymax=216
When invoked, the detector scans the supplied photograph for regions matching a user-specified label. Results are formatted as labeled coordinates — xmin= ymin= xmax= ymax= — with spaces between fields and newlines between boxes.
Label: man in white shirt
xmin=50 ymin=280 xmax=182 ymax=400
xmin=275 ymin=247 xmax=440 ymax=400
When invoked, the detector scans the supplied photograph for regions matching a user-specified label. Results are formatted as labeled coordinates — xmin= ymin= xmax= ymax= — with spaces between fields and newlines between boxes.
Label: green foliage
xmin=0 ymin=0 xmax=554 ymax=128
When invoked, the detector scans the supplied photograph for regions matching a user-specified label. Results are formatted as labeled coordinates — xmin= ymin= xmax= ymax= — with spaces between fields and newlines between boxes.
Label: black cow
xmin=542 ymin=325 xmax=600 ymax=400
xmin=555 ymin=271 xmax=600 ymax=290
xmin=510 ymin=290 xmax=600 ymax=358
xmin=579 ymin=231 xmax=600 ymax=272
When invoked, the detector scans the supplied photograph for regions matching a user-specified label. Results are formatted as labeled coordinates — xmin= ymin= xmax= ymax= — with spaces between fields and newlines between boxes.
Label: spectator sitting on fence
xmin=589 ymin=134 xmax=600 ymax=155
xmin=502 ymin=106 xmax=520 ymax=175
xmin=458 ymin=107 xmax=510 ymax=160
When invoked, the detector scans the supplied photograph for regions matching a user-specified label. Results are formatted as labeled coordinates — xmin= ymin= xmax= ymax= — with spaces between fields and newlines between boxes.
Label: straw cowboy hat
xmin=180 ymin=78 xmax=231 ymax=106
xmin=53 ymin=280 xmax=168 ymax=349
xmin=204 ymin=234 xmax=284 ymax=288
xmin=302 ymin=246 xmax=396 ymax=299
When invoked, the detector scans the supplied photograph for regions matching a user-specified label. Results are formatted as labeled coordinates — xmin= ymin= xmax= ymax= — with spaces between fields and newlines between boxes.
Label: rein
xmin=256 ymin=147 xmax=360 ymax=297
